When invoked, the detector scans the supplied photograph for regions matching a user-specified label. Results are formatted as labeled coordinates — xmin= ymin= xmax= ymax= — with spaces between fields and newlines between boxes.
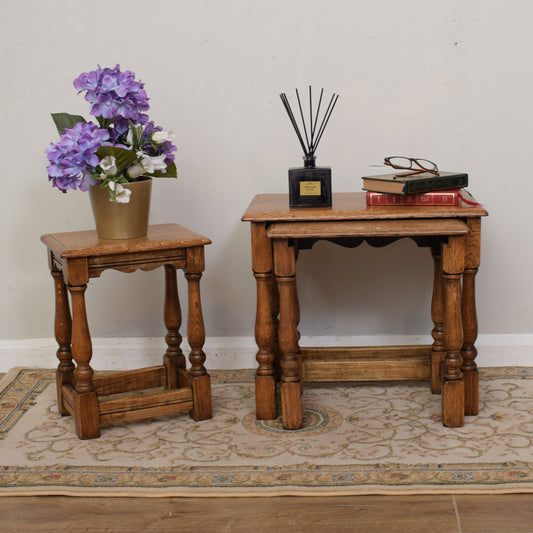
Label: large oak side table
xmin=242 ymin=193 xmax=488 ymax=430
xmin=41 ymin=223 xmax=212 ymax=439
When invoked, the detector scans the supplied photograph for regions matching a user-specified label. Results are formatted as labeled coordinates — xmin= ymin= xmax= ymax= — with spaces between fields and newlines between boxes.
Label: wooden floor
xmin=1 ymin=494 xmax=533 ymax=532
xmin=2 ymin=373 xmax=532 ymax=532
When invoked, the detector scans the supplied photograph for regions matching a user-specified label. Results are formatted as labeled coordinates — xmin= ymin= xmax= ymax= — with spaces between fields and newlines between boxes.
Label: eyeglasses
xmin=384 ymin=156 xmax=439 ymax=177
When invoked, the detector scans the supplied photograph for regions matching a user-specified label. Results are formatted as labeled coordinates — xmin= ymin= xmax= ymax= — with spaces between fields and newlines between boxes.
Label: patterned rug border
xmin=2 ymin=461 xmax=533 ymax=497
xmin=1 ymin=367 xmax=533 ymax=497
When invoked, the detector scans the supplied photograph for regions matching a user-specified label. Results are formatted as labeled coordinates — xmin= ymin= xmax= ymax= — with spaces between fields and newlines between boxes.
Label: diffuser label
xmin=300 ymin=181 xmax=321 ymax=196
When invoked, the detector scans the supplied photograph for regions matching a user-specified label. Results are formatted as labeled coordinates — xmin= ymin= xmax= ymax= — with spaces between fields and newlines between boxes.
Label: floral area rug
xmin=1 ymin=367 xmax=533 ymax=496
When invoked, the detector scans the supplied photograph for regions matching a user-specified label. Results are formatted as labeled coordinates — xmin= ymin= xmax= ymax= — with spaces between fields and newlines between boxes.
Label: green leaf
xmin=96 ymin=146 xmax=138 ymax=173
xmin=129 ymin=122 xmax=142 ymax=150
xmin=51 ymin=113 xmax=87 ymax=136
xmin=147 ymin=162 xmax=178 ymax=178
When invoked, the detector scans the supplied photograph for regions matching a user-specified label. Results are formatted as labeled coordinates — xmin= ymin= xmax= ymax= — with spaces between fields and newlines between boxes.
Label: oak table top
xmin=41 ymin=223 xmax=211 ymax=259
xmin=242 ymin=192 xmax=488 ymax=222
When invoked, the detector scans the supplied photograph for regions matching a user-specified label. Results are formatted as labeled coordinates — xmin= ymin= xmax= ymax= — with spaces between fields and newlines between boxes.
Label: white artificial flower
xmin=140 ymin=153 xmax=167 ymax=173
xmin=127 ymin=163 xmax=145 ymax=179
xmin=100 ymin=155 xmax=117 ymax=176
xmin=152 ymin=130 xmax=175 ymax=144
xmin=107 ymin=181 xmax=131 ymax=203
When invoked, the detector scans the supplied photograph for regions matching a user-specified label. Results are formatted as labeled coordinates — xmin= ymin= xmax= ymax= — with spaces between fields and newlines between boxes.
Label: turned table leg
xmin=269 ymin=272 xmax=281 ymax=381
xmin=68 ymin=289 xmax=100 ymax=439
xmin=293 ymin=269 xmax=303 ymax=397
xmin=273 ymin=238 xmax=302 ymax=430
xmin=461 ymin=267 xmax=479 ymax=415
xmin=52 ymin=270 xmax=74 ymax=415
xmin=430 ymin=242 xmax=446 ymax=394
xmin=186 ymin=246 xmax=212 ymax=421
xmin=164 ymin=265 xmax=186 ymax=389
xmin=441 ymin=235 xmax=466 ymax=427
xmin=461 ymin=218 xmax=481 ymax=416
xmin=251 ymin=223 xmax=277 ymax=420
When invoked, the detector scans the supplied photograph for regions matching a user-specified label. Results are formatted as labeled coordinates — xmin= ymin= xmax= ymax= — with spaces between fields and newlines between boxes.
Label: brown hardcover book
xmin=362 ymin=171 xmax=468 ymax=195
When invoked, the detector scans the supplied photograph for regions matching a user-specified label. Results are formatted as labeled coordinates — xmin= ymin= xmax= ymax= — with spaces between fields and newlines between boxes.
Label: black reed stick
xmin=280 ymin=93 xmax=308 ymax=155
xmin=295 ymin=89 xmax=311 ymax=153
xmin=309 ymin=86 xmax=313 ymax=150
xmin=312 ymin=93 xmax=336 ymax=152
xmin=312 ymin=93 xmax=339 ymax=154
xmin=310 ymin=87 xmax=324 ymax=150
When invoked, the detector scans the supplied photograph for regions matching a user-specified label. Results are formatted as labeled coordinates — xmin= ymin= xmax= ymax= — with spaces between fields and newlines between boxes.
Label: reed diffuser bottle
xmin=280 ymin=87 xmax=339 ymax=207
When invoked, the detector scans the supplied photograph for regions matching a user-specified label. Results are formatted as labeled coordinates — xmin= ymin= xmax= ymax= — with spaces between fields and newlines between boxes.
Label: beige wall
xmin=1 ymin=1 xmax=530 ymax=347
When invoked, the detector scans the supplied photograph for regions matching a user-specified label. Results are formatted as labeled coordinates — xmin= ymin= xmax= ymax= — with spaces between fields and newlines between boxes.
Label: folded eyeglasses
xmin=384 ymin=156 xmax=439 ymax=178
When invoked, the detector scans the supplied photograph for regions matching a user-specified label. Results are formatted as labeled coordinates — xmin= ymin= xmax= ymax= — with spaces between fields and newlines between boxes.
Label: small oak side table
xmin=41 ymin=223 xmax=212 ymax=439
xmin=242 ymin=192 xmax=488 ymax=430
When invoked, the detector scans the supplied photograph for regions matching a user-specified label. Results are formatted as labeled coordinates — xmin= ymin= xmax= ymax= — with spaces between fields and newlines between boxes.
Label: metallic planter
xmin=89 ymin=178 xmax=152 ymax=240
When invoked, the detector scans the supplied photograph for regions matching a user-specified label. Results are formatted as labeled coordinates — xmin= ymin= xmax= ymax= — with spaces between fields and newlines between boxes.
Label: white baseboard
xmin=0 ymin=334 xmax=532 ymax=373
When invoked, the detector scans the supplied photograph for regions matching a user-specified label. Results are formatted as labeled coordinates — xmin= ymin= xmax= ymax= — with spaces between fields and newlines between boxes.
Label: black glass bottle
xmin=289 ymin=154 xmax=332 ymax=207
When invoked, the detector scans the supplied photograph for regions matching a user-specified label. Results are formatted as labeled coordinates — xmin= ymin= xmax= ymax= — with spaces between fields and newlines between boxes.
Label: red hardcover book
xmin=366 ymin=189 xmax=481 ymax=207
xmin=366 ymin=189 xmax=461 ymax=206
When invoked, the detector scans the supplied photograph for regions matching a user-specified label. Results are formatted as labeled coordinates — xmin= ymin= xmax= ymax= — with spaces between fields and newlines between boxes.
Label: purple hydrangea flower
xmin=73 ymin=64 xmax=150 ymax=123
xmin=45 ymin=122 xmax=110 ymax=193
xmin=110 ymin=117 xmax=130 ymax=139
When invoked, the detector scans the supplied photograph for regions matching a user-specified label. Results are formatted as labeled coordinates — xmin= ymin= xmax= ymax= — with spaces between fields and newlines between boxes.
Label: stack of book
xmin=362 ymin=171 xmax=480 ymax=206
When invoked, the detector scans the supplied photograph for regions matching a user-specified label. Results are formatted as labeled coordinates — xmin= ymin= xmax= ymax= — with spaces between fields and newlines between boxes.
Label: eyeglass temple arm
xmin=392 ymin=169 xmax=440 ymax=177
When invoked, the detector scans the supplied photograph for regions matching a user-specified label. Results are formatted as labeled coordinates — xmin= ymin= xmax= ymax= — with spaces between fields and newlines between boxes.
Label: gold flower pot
xmin=89 ymin=178 xmax=152 ymax=240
